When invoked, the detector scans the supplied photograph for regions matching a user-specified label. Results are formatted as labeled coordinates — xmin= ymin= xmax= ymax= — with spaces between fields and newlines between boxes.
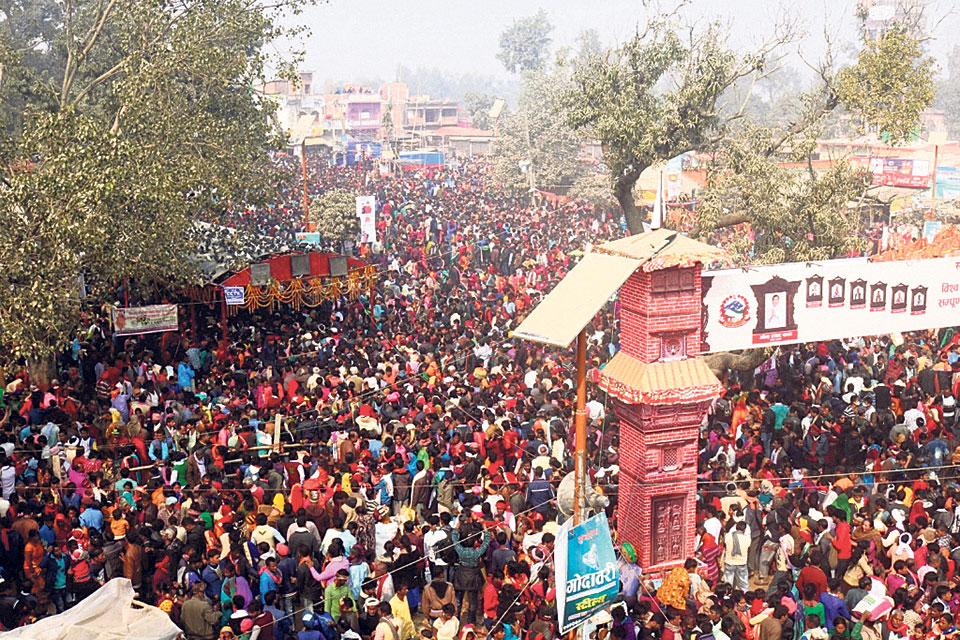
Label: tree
xmin=496 ymin=9 xmax=553 ymax=74
xmin=935 ymin=45 xmax=960 ymax=135
xmin=575 ymin=29 xmax=603 ymax=62
xmin=562 ymin=17 xmax=782 ymax=233
xmin=0 ymin=0 xmax=304 ymax=382
xmin=835 ymin=25 xmax=936 ymax=143
xmin=489 ymin=67 xmax=586 ymax=197
xmin=696 ymin=126 xmax=872 ymax=264
xmin=311 ymin=189 xmax=359 ymax=245
xmin=697 ymin=22 xmax=935 ymax=234
xmin=562 ymin=8 xmax=935 ymax=236
xmin=462 ymin=91 xmax=494 ymax=130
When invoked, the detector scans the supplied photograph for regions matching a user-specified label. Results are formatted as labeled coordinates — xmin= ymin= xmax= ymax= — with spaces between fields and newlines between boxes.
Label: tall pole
xmin=930 ymin=143 xmax=940 ymax=219
xmin=302 ymin=139 xmax=310 ymax=231
xmin=219 ymin=289 xmax=228 ymax=354
xmin=573 ymin=327 xmax=588 ymax=526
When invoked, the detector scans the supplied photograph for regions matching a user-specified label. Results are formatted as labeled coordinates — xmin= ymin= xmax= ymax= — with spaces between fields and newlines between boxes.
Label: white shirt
xmin=423 ymin=528 xmax=448 ymax=566
xmin=524 ymin=369 xmax=539 ymax=389
xmin=0 ymin=464 xmax=15 ymax=499
xmin=374 ymin=521 xmax=399 ymax=557
xmin=704 ymin=516 xmax=723 ymax=542
xmin=903 ymin=408 xmax=924 ymax=431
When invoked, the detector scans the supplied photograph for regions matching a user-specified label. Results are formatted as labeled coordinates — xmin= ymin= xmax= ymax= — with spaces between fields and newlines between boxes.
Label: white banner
xmin=110 ymin=304 xmax=179 ymax=336
xmin=356 ymin=195 xmax=376 ymax=244
xmin=701 ymin=256 xmax=960 ymax=353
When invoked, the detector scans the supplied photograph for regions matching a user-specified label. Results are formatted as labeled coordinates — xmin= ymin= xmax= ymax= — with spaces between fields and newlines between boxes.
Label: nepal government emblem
xmin=719 ymin=295 xmax=750 ymax=328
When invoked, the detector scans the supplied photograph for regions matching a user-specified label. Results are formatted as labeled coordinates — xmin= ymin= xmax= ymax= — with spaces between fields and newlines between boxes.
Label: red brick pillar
xmin=595 ymin=262 xmax=722 ymax=572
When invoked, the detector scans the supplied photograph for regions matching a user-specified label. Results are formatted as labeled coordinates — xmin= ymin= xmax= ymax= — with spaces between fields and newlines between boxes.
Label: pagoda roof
xmin=594 ymin=351 xmax=723 ymax=405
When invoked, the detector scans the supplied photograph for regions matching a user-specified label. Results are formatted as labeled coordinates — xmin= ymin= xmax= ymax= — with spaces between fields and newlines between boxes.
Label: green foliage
xmin=697 ymin=128 xmax=871 ymax=264
xmin=569 ymin=170 xmax=618 ymax=210
xmin=835 ymin=26 xmax=936 ymax=144
xmin=496 ymin=9 xmax=553 ymax=74
xmin=310 ymin=189 xmax=359 ymax=243
xmin=490 ymin=67 xmax=586 ymax=196
xmin=0 ymin=0 xmax=306 ymax=365
xmin=574 ymin=29 xmax=603 ymax=63
xmin=562 ymin=20 xmax=748 ymax=232
xmin=462 ymin=91 xmax=494 ymax=130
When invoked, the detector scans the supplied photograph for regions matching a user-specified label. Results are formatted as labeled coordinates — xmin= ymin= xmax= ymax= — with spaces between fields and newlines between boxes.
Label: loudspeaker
xmin=250 ymin=263 xmax=272 ymax=287
xmin=328 ymin=255 xmax=349 ymax=278
xmin=291 ymin=254 xmax=311 ymax=278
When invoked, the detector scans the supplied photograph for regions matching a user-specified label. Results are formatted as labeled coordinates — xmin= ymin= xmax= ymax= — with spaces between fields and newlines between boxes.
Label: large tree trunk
xmin=714 ymin=211 xmax=751 ymax=229
xmin=614 ymin=167 xmax=645 ymax=235
xmin=27 ymin=354 xmax=56 ymax=389
xmin=704 ymin=347 xmax=772 ymax=379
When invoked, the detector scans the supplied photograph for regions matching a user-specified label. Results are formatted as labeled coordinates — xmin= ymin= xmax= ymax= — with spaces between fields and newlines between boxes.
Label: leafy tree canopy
xmin=835 ymin=25 xmax=937 ymax=144
xmin=490 ymin=65 xmax=586 ymax=197
xmin=0 ymin=0 xmax=306 ymax=375
xmin=496 ymin=9 xmax=553 ymax=74
xmin=310 ymin=188 xmax=359 ymax=244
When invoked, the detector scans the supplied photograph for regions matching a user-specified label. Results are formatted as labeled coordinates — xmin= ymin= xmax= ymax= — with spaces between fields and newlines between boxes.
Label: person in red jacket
xmin=829 ymin=505 xmax=853 ymax=578
xmin=796 ymin=552 xmax=829 ymax=599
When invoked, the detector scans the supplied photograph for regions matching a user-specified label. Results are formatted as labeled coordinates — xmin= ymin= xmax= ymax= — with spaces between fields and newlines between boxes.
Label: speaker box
xmin=250 ymin=263 xmax=272 ymax=287
xmin=328 ymin=255 xmax=349 ymax=278
xmin=291 ymin=254 xmax=311 ymax=278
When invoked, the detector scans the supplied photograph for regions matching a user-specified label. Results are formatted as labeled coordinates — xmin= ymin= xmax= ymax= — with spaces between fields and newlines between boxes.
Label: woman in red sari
xmin=697 ymin=531 xmax=722 ymax=589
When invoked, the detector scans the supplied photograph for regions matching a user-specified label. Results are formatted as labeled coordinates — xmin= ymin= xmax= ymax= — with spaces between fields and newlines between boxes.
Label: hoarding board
xmin=701 ymin=257 xmax=958 ymax=352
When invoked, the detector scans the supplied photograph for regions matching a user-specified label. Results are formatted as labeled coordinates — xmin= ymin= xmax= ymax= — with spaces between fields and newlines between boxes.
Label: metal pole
xmin=302 ymin=139 xmax=310 ymax=231
xmin=220 ymin=289 xmax=228 ymax=354
xmin=574 ymin=327 xmax=588 ymax=526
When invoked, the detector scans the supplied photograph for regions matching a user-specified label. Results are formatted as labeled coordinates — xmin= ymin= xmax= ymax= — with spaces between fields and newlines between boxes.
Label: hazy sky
xmin=280 ymin=0 xmax=960 ymax=86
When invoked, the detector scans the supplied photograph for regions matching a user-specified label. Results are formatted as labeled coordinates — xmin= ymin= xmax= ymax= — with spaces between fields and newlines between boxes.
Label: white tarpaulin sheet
xmin=4 ymin=578 xmax=181 ymax=640
xmin=512 ymin=253 xmax=639 ymax=347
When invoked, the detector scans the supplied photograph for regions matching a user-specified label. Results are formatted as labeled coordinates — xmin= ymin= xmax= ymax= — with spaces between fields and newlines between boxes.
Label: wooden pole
xmin=369 ymin=278 xmax=376 ymax=330
xmin=573 ymin=327 xmax=588 ymax=526
xmin=930 ymin=143 xmax=940 ymax=220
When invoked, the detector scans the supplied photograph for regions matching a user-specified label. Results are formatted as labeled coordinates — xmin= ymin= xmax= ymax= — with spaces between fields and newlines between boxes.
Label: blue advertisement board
xmin=556 ymin=512 xmax=619 ymax=633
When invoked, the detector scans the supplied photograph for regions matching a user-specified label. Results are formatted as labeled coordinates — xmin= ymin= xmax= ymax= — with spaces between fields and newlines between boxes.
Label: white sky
xmin=278 ymin=0 xmax=960 ymax=86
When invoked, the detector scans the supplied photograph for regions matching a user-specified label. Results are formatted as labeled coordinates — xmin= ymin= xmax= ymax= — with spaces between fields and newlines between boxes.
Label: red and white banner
xmin=110 ymin=305 xmax=179 ymax=336
xmin=701 ymin=257 xmax=959 ymax=353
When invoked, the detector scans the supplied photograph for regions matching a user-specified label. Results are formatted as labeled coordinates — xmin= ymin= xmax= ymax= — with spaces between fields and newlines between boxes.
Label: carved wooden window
xmin=659 ymin=334 xmax=686 ymax=361
xmin=651 ymin=268 xmax=695 ymax=296
xmin=661 ymin=447 xmax=680 ymax=471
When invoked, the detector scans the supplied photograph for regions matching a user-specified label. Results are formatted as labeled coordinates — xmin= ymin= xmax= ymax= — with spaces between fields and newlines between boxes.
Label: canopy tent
xmin=4 ymin=578 xmax=181 ymax=640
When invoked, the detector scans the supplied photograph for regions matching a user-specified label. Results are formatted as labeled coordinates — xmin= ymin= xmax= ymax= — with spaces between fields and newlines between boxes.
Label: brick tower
xmin=593 ymin=230 xmax=726 ymax=571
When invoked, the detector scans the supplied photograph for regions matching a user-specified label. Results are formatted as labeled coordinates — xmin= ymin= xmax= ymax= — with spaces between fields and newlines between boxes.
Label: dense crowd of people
xmin=2 ymin=154 xmax=960 ymax=640
xmin=0 ymin=157 xmax=622 ymax=640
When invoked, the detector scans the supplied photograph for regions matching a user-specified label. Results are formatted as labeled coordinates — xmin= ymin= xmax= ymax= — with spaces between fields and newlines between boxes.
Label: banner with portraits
xmin=110 ymin=305 xmax=179 ymax=336
xmin=700 ymin=257 xmax=960 ymax=353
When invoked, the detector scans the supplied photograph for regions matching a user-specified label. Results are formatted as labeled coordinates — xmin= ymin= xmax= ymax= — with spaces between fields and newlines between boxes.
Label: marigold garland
xmin=230 ymin=266 xmax=376 ymax=314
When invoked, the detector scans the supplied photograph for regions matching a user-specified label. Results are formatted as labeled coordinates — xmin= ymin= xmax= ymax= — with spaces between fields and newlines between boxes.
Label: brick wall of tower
xmin=615 ymin=399 xmax=707 ymax=570
xmin=619 ymin=268 xmax=703 ymax=363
